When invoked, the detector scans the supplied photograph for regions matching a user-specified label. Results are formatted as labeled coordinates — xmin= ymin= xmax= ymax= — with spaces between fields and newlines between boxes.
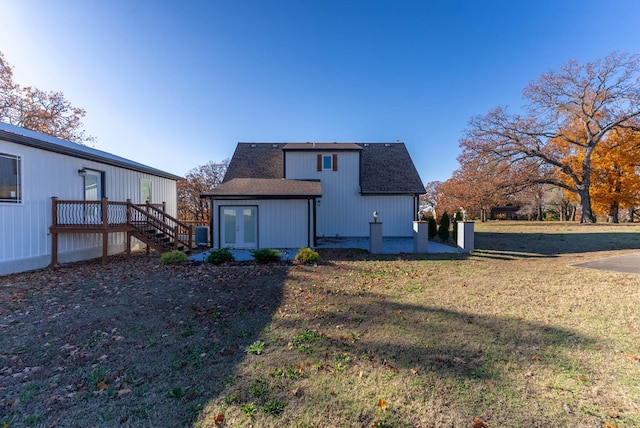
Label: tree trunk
xmin=578 ymin=187 xmax=594 ymax=223
xmin=608 ymin=201 xmax=619 ymax=223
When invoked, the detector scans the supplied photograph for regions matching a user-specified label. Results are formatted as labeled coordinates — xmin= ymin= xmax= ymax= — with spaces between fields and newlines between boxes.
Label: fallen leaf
xmin=486 ymin=380 xmax=494 ymax=388
xmin=471 ymin=417 xmax=489 ymax=427
xmin=410 ymin=368 xmax=418 ymax=375
xmin=214 ymin=413 xmax=224 ymax=425
xmin=603 ymin=423 xmax=618 ymax=428
xmin=97 ymin=381 xmax=108 ymax=390
xmin=531 ymin=355 xmax=542 ymax=361
xmin=118 ymin=388 xmax=132 ymax=397
xmin=624 ymin=353 xmax=640 ymax=362
xmin=377 ymin=399 xmax=387 ymax=411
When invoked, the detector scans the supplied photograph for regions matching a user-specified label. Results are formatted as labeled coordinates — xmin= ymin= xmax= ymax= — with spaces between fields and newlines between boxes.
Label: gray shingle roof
xmin=223 ymin=142 xmax=425 ymax=195
xmin=359 ymin=143 xmax=425 ymax=194
xmin=224 ymin=143 xmax=285 ymax=181
xmin=202 ymin=178 xmax=321 ymax=198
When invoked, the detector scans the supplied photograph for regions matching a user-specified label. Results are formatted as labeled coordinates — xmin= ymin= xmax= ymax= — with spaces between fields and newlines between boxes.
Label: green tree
xmin=438 ymin=212 xmax=450 ymax=241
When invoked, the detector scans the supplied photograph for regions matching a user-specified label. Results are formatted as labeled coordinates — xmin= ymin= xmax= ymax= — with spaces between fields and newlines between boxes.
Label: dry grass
xmin=1 ymin=222 xmax=640 ymax=427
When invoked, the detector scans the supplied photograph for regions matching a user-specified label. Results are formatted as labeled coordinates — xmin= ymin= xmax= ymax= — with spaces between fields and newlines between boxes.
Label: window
xmin=316 ymin=154 xmax=338 ymax=171
xmin=322 ymin=155 xmax=332 ymax=170
xmin=0 ymin=153 xmax=21 ymax=203
xmin=141 ymin=179 xmax=152 ymax=203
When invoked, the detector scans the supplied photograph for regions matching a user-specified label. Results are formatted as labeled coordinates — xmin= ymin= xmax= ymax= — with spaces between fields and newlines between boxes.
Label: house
xmin=201 ymin=142 xmax=425 ymax=249
xmin=0 ymin=122 xmax=184 ymax=276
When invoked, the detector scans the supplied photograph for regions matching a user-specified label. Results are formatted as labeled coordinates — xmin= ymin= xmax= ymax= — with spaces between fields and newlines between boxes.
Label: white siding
xmin=212 ymin=199 xmax=313 ymax=249
xmin=0 ymin=140 xmax=178 ymax=275
xmin=285 ymin=151 xmax=416 ymax=237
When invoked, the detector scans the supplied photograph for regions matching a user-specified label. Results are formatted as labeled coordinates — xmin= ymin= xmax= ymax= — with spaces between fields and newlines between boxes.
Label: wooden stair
xmin=49 ymin=198 xmax=194 ymax=265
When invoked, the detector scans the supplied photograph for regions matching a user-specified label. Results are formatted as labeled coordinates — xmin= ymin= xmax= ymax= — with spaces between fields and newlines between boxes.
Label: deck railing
xmin=50 ymin=197 xmax=193 ymax=264
xmin=128 ymin=201 xmax=193 ymax=251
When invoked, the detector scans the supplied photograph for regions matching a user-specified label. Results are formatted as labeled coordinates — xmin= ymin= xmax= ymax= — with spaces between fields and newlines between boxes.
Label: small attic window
xmin=322 ymin=155 xmax=332 ymax=170
xmin=250 ymin=144 xmax=257 ymax=148
xmin=317 ymin=154 xmax=338 ymax=171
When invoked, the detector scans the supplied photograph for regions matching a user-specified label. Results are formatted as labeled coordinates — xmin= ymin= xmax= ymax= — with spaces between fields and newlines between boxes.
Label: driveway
xmin=570 ymin=252 xmax=640 ymax=275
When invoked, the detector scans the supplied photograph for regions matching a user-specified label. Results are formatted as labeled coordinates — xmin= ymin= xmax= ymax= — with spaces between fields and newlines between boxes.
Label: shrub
xmin=438 ymin=212 xmax=451 ymax=241
xmin=452 ymin=211 xmax=463 ymax=241
xmin=250 ymin=248 xmax=281 ymax=264
xmin=295 ymin=247 xmax=320 ymax=263
xmin=207 ymin=247 xmax=235 ymax=265
xmin=428 ymin=217 xmax=437 ymax=239
xmin=159 ymin=250 xmax=188 ymax=265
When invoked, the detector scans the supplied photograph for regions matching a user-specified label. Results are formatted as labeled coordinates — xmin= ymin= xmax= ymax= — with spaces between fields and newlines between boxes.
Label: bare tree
xmin=178 ymin=160 xmax=228 ymax=222
xmin=461 ymin=52 xmax=640 ymax=223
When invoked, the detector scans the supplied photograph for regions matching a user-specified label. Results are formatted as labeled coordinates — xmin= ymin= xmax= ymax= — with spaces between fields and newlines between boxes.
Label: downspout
xmin=313 ymin=197 xmax=317 ymax=247
xmin=307 ymin=198 xmax=311 ymax=248
xmin=208 ymin=198 xmax=214 ymax=248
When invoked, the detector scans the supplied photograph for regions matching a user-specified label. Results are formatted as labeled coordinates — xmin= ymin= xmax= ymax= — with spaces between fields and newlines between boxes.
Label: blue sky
xmin=1 ymin=1 xmax=640 ymax=184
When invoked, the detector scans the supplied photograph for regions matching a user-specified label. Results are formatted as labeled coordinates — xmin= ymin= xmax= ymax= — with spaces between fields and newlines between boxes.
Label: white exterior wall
xmin=285 ymin=151 xmax=416 ymax=237
xmin=0 ymin=139 xmax=178 ymax=275
xmin=212 ymin=199 xmax=313 ymax=249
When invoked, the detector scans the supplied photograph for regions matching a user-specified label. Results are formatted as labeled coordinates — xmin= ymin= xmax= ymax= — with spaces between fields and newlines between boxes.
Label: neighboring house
xmin=201 ymin=142 xmax=425 ymax=249
xmin=489 ymin=206 xmax=521 ymax=220
xmin=0 ymin=122 xmax=183 ymax=276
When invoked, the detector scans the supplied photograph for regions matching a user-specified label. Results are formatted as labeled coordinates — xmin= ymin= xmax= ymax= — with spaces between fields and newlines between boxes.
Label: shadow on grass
xmin=475 ymin=231 xmax=640 ymax=258
xmin=194 ymin=260 xmax=598 ymax=426
xmin=270 ymin=289 xmax=594 ymax=381
xmin=0 ymin=259 xmax=289 ymax=428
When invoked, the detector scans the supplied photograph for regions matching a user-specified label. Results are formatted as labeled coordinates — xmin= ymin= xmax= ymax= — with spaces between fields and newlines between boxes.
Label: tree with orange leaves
xmin=461 ymin=52 xmax=640 ymax=223
xmin=589 ymin=127 xmax=640 ymax=222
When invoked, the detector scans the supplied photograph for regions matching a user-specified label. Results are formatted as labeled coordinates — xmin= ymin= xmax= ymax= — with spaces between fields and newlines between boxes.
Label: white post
xmin=413 ymin=221 xmax=428 ymax=253
xmin=369 ymin=222 xmax=383 ymax=254
xmin=457 ymin=221 xmax=474 ymax=252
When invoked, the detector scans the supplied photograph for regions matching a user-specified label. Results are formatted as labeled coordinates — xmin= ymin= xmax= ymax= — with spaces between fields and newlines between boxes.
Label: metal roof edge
xmin=0 ymin=126 xmax=183 ymax=181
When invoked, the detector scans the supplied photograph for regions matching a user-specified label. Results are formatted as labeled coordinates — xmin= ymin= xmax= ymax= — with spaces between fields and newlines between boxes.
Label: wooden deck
xmin=50 ymin=197 xmax=193 ymax=265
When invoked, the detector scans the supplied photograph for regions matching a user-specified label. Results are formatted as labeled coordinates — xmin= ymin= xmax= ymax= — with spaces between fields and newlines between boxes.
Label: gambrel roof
xmin=221 ymin=142 xmax=425 ymax=195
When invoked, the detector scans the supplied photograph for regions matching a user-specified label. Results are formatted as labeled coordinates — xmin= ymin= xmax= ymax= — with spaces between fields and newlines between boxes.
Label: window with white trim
xmin=322 ymin=155 xmax=332 ymax=170
xmin=141 ymin=179 xmax=152 ymax=203
xmin=316 ymin=154 xmax=338 ymax=171
xmin=0 ymin=153 xmax=21 ymax=203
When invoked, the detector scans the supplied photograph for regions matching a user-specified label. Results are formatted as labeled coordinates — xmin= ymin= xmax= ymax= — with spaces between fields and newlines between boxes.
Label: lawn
xmin=1 ymin=222 xmax=639 ymax=427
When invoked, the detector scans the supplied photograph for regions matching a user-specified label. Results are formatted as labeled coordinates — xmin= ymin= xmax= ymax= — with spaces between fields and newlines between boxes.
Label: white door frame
xmin=220 ymin=206 xmax=258 ymax=249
